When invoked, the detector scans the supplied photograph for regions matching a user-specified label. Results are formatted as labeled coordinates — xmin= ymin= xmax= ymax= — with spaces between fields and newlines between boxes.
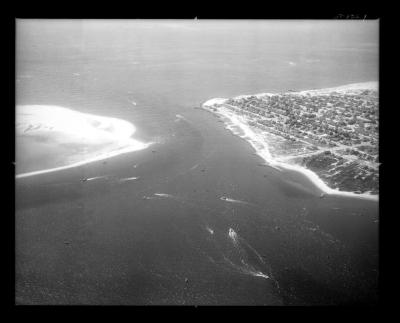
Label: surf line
xmin=203 ymin=100 xmax=378 ymax=201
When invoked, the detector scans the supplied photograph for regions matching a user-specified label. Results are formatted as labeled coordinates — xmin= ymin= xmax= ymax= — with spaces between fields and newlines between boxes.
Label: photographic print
xmin=15 ymin=19 xmax=379 ymax=305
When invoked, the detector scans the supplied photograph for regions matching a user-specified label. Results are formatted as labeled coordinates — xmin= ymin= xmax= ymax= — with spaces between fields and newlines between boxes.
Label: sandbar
xmin=16 ymin=105 xmax=152 ymax=178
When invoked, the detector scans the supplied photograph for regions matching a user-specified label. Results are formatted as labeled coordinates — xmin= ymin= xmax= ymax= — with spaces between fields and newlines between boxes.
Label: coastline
xmin=202 ymin=82 xmax=379 ymax=202
xmin=15 ymin=143 xmax=152 ymax=179
xmin=203 ymin=82 xmax=378 ymax=106
xmin=16 ymin=105 xmax=152 ymax=178
xmin=16 ymin=99 xmax=379 ymax=305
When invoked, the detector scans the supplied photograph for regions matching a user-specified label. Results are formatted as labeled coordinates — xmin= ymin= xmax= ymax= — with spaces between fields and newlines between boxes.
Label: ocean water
xmin=16 ymin=20 xmax=378 ymax=157
xmin=16 ymin=20 xmax=379 ymax=305
xmin=16 ymin=20 xmax=378 ymax=125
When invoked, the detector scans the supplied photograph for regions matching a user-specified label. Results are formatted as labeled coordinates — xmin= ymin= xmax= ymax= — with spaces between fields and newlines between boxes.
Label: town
xmin=206 ymin=87 xmax=379 ymax=195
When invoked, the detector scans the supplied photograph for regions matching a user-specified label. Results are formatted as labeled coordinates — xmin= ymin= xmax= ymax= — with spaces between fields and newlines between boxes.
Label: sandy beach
xmin=16 ymin=20 xmax=378 ymax=305
xmin=16 ymin=105 xmax=151 ymax=177
xmin=202 ymin=82 xmax=379 ymax=202
xmin=16 ymin=104 xmax=378 ymax=305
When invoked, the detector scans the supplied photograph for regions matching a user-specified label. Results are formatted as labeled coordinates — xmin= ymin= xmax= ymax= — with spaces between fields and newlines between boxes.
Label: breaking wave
xmin=202 ymin=84 xmax=379 ymax=201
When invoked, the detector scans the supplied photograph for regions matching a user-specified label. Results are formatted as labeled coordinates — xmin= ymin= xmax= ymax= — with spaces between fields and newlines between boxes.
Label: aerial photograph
xmin=15 ymin=19 xmax=379 ymax=305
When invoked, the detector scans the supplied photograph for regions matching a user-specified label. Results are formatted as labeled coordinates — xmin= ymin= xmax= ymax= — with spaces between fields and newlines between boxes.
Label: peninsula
xmin=202 ymin=82 xmax=379 ymax=198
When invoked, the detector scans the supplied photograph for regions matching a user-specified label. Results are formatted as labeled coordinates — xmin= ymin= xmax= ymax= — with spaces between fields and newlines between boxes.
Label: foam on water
xmin=220 ymin=196 xmax=251 ymax=205
xmin=119 ymin=176 xmax=139 ymax=182
xmin=190 ymin=164 xmax=200 ymax=171
xmin=175 ymin=114 xmax=188 ymax=122
xmin=225 ymin=228 xmax=270 ymax=279
xmin=228 ymin=228 xmax=238 ymax=243
xmin=206 ymin=226 xmax=214 ymax=235
xmin=154 ymin=193 xmax=174 ymax=198
xmin=253 ymin=271 xmax=270 ymax=279
xmin=202 ymin=84 xmax=379 ymax=201
xmin=202 ymin=98 xmax=227 ymax=107
xmin=85 ymin=175 xmax=108 ymax=181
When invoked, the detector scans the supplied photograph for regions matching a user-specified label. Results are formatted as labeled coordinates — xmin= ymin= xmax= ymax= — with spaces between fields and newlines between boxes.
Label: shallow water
xmin=15 ymin=20 xmax=378 ymax=305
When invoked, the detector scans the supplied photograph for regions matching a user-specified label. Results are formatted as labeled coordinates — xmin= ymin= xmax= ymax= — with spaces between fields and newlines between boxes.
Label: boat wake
xmin=206 ymin=226 xmax=214 ymax=235
xmin=84 ymin=175 xmax=108 ymax=182
xmin=154 ymin=193 xmax=175 ymax=198
xmin=224 ymin=228 xmax=270 ymax=279
xmin=175 ymin=114 xmax=188 ymax=122
xmin=220 ymin=196 xmax=254 ymax=206
xmin=119 ymin=176 xmax=140 ymax=182
xmin=137 ymin=190 xmax=278 ymax=284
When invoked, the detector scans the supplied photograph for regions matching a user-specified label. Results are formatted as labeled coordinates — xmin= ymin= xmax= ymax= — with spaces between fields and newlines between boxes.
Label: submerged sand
xmin=16 ymin=105 xmax=151 ymax=178
xmin=16 ymin=100 xmax=378 ymax=305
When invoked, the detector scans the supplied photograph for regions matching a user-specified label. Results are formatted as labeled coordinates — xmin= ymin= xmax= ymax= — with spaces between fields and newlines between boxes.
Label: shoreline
xmin=15 ymin=142 xmax=152 ymax=179
xmin=203 ymin=82 xmax=378 ymax=107
xmin=16 ymin=105 xmax=152 ymax=178
xmin=202 ymin=82 xmax=379 ymax=202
